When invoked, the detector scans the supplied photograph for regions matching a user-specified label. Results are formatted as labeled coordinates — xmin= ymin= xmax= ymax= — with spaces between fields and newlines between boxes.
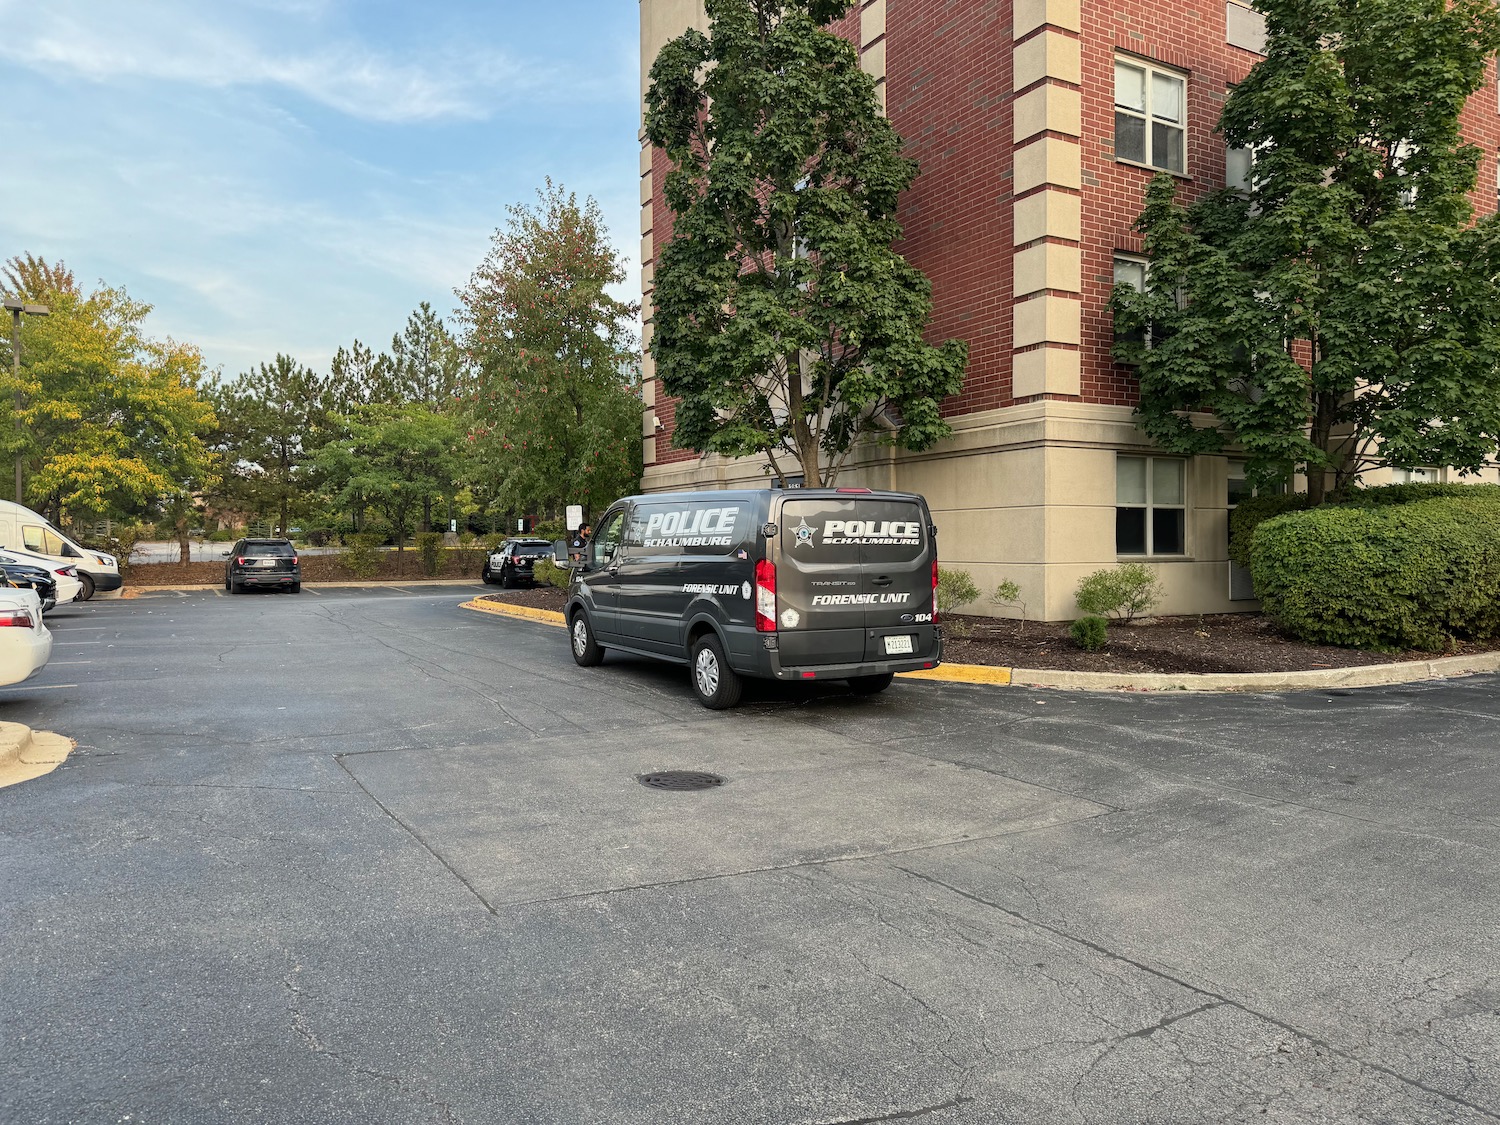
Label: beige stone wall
xmin=643 ymin=402 xmax=1249 ymax=622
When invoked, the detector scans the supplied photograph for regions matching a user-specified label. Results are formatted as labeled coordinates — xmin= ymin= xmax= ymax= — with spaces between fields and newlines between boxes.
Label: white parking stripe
xmin=0 ymin=683 xmax=79 ymax=690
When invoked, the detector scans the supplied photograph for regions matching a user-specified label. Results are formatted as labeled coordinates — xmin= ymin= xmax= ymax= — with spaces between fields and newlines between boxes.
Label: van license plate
xmin=884 ymin=635 xmax=914 ymax=655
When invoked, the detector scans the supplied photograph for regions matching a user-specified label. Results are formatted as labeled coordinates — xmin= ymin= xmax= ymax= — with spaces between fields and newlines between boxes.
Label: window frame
xmin=1116 ymin=455 xmax=1188 ymax=557
xmin=1114 ymin=57 xmax=1189 ymax=175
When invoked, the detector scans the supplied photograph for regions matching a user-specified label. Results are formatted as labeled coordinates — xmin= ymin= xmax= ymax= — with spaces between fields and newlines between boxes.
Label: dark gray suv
xmin=225 ymin=538 xmax=301 ymax=594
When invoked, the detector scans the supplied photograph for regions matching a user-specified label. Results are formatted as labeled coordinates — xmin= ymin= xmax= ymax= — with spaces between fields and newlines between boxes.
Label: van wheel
xmin=570 ymin=610 xmax=604 ymax=667
xmin=690 ymin=634 xmax=743 ymax=709
xmin=848 ymin=672 xmax=895 ymax=695
xmin=78 ymin=573 xmax=95 ymax=601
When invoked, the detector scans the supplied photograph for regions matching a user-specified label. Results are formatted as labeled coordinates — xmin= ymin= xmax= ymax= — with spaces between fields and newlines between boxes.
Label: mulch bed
xmin=124 ymin=550 xmax=488 ymax=587
xmin=476 ymin=585 xmax=1496 ymax=675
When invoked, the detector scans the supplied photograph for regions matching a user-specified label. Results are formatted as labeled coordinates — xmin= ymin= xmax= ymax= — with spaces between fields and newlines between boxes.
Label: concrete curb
xmin=460 ymin=598 xmax=1500 ymax=694
xmin=0 ymin=721 xmax=75 ymax=789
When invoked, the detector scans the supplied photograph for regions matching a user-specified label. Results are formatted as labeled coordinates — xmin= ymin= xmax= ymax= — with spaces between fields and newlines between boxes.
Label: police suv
xmin=564 ymin=488 xmax=942 ymax=708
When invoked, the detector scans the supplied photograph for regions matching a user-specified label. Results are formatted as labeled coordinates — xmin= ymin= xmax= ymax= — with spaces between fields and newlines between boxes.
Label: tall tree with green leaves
xmin=214 ymin=355 xmax=330 ymax=535
xmin=1113 ymin=0 xmax=1500 ymax=502
xmin=644 ymin=0 xmax=967 ymax=487
xmin=0 ymin=267 xmax=217 ymax=522
xmin=315 ymin=402 xmax=463 ymax=549
xmin=457 ymin=182 xmax=643 ymax=519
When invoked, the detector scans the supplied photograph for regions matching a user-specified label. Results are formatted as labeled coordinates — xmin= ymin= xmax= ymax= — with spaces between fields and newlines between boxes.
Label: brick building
xmin=636 ymin=0 xmax=1500 ymax=620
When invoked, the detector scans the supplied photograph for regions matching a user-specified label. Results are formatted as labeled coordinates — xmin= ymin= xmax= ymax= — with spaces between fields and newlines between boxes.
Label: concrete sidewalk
xmin=0 ymin=722 xmax=73 ymax=789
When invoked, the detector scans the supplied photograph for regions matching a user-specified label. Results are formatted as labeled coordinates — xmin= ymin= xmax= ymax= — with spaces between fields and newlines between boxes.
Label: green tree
xmin=644 ymin=0 xmax=967 ymax=487
xmin=389 ymin=302 xmax=464 ymax=407
xmin=1113 ymin=0 xmax=1500 ymax=502
xmin=329 ymin=339 xmax=397 ymax=414
xmin=0 ymin=269 xmax=217 ymax=522
xmin=315 ymin=403 xmax=463 ymax=550
xmin=456 ymin=181 xmax=643 ymax=519
xmin=214 ymin=355 xmax=330 ymax=535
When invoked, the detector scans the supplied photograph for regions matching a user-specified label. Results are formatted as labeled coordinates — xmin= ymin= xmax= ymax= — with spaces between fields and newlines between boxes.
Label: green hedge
xmin=1228 ymin=495 xmax=1312 ymax=569
xmin=1335 ymin=482 xmax=1500 ymax=508
xmin=1250 ymin=495 xmax=1500 ymax=651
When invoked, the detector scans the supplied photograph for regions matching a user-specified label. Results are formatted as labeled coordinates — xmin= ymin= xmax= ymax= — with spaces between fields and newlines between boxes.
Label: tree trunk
xmin=177 ymin=518 xmax=191 ymax=565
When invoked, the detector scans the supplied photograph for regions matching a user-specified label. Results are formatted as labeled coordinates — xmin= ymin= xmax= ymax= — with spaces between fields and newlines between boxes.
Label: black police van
xmin=564 ymin=488 xmax=942 ymax=708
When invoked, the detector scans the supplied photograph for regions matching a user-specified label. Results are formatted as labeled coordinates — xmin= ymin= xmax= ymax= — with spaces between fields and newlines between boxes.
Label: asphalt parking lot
xmin=1 ymin=585 xmax=1496 ymax=1124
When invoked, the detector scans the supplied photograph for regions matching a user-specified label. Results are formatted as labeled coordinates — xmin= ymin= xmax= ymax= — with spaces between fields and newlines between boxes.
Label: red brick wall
xmin=886 ymin=1 xmax=1014 ymax=417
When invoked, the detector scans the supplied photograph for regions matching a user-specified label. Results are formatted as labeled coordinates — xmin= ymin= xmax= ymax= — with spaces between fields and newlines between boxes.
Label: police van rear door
xmin=846 ymin=495 xmax=933 ymax=661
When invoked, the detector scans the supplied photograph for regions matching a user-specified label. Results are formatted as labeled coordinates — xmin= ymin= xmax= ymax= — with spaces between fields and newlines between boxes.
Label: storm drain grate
xmin=637 ymin=770 xmax=726 ymax=792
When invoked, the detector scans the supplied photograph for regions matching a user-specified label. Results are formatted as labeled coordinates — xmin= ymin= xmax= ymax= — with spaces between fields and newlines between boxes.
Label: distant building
xmin=636 ymin=0 xmax=1500 ymax=619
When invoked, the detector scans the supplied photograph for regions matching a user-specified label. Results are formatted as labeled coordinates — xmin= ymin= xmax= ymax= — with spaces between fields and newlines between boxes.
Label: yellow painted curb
xmin=0 ymin=722 xmax=75 ymax=789
xmin=898 ymin=664 xmax=1013 ymax=685
xmin=461 ymin=599 xmax=566 ymax=627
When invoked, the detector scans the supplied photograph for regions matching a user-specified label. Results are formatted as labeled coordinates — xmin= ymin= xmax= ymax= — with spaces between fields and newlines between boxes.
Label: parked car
xmin=0 ymin=546 xmax=83 ymax=607
xmin=0 ymin=562 xmax=58 ymax=613
xmin=224 ymin=538 xmax=301 ymax=593
xmin=0 ymin=499 xmax=121 ymax=599
xmin=564 ymin=488 xmax=942 ymax=708
xmin=0 ymin=586 xmax=52 ymax=686
xmin=482 ymin=538 xmax=555 ymax=588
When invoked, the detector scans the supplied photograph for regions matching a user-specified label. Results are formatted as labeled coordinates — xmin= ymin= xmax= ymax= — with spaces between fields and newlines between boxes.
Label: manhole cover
xmin=637 ymin=770 xmax=726 ymax=792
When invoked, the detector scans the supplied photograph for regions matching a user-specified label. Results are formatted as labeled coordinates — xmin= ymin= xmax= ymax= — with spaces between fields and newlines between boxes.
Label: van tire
xmin=78 ymin=573 xmax=95 ymax=601
xmin=690 ymin=634 xmax=742 ymax=709
xmin=570 ymin=610 xmax=604 ymax=667
xmin=848 ymin=672 xmax=895 ymax=695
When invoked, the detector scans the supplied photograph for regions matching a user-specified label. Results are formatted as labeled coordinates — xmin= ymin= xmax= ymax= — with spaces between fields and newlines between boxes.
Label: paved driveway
xmin=1 ymin=587 xmax=1495 ymax=1124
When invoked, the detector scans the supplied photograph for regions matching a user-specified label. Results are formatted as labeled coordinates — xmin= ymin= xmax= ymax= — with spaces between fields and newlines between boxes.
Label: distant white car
xmin=0 ymin=587 xmax=52 ymax=686
xmin=0 ymin=546 xmax=83 ymax=606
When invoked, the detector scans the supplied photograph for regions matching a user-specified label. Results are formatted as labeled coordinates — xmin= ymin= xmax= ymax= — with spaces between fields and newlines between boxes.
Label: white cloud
xmin=0 ymin=3 xmax=570 ymax=123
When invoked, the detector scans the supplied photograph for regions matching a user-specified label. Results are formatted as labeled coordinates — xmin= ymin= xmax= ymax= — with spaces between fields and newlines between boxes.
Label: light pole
xmin=5 ymin=297 xmax=50 ymax=504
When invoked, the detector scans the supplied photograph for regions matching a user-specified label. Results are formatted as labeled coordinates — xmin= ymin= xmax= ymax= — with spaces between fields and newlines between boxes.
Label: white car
xmin=0 ymin=546 xmax=84 ymax=607
xmin=0 ymin=587 xmax=52 ymax=686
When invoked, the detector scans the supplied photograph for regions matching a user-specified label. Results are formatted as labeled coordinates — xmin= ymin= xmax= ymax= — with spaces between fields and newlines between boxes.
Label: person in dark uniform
xmin=569 ymin=522 xmax=591 ymax=562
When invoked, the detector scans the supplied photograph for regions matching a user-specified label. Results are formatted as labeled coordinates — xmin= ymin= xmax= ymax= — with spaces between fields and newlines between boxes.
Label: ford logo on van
xmin=900 ymin=613 xmax=916 ymax=623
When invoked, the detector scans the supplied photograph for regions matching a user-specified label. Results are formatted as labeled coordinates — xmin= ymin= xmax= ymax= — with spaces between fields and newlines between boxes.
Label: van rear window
xmin=780 ymin=499 xmax=926 ymax=562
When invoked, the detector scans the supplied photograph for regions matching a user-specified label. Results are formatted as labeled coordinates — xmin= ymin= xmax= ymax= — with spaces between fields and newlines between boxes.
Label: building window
xmin=1115 ymin=59 xmax=1187 ymax=174
xmin=1397 ymin=466 xmax=1440 ymax=484
xmin=1117 ymin=455 xmax=1186 ymax=555
xmin=1113 ymin=254 xmax=1148 ymax=349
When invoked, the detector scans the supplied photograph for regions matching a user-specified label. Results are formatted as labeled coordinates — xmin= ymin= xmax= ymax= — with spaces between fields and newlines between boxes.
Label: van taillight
xmin=932 ymin=559 xmax=940 ymax=624
xmin=754 ymin=559 xmax=777 ymax=632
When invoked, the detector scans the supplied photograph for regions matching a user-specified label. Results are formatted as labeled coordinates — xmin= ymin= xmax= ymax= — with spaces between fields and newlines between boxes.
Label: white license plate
xmin=884 ymin=635 xmax=914 ymax=655
xmin=257 ymin=559 xmax=277 ymax=567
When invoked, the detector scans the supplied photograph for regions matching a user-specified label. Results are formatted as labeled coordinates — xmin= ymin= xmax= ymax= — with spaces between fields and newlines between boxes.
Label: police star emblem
xmin=792 ymin=516 xmax=816 ymax=549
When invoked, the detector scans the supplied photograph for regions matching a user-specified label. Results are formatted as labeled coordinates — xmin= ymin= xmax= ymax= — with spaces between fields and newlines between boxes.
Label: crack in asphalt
xmin=814 ymin=1097 xmax=975 ymax=1123
xmin=893 ymin=866 xmax=1500 ymax=1122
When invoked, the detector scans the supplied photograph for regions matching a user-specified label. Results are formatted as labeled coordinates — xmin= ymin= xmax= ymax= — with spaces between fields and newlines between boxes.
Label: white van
xmin=0 ymin=500 xmax=122 ymax=600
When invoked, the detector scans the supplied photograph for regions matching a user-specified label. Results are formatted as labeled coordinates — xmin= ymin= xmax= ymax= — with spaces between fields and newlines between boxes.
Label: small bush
xmin=415 ymin=532 xmax=445 ymax=576
xmin=342 ymin=534 xmax=385 ymax=580
xmin=533 ymin=559 xmax=569 ymax=588
xmin=1070 ymin=615 xmax=1109 ymax=651
xmin=991 ymin=579 xmax=1027 ymax=633
xmin=1074 ymin=563 xmax=1163 ymax=621
xmin=1251 ymin=495 xmax=1500 ymax=651
xmin=935 ymin=567 xmax=979 ymax=615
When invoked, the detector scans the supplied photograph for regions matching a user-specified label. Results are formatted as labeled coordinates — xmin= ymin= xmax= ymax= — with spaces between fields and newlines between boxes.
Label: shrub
xmin=1228 ymin=494 xmax=1312 ymax=569
xmin=1251 ymin=495 xmax=1500 ymax=651
xmin=1334 ymin=481 xmax=1500 ymax=508
xmin=533 ymin=559 xmax=569 ymax=588
xmin=991 ymin=578 xmax=1028 ymax=634
xmin=415 ymin=532 xmax=445 ymax=576
xmin=1074 ymin=563 xmax=1163 ymax=621
xmin=342 ymin=533 xmax=385 ymax=580
xmin=935 ymin=567 xmax=979 ymax=615
xmin=481 ymin=534 xmax=505 ymax=552
xmin=1070 ymin=615 xmax=1108 ymax=651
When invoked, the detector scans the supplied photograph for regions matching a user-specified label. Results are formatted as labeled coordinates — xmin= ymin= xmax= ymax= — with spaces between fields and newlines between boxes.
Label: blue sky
xmin=0 ymin=0 xmax=642 ymax=379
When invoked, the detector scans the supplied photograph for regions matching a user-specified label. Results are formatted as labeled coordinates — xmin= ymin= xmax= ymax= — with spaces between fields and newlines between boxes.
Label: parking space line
xmin=0 ymin=683 xmax=79 ymax=690
xmin=48 ymin=661 xmax=93 ymax=665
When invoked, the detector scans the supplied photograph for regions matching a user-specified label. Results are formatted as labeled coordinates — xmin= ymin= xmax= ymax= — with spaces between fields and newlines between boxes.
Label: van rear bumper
xmin=734 ymin=632 xmax=944 ymax=681
xmin=82 ymin=570 xmax=122 ymax=592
